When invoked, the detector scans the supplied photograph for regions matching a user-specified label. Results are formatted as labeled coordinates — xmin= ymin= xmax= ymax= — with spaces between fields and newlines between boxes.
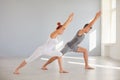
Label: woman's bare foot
xmin=59 ymin=70 xmax=69 ymax=73
xmin=13 ymin=70 xmax=20 ymax=75
xmin=41 ymin=67 xmax=48 ymax=70
xmin=85 ymin=66 xmax=94 ymax=69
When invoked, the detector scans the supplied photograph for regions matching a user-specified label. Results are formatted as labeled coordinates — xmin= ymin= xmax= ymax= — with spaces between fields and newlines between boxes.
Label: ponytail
xmin=56 ymin=22 xmax=62 ymax=30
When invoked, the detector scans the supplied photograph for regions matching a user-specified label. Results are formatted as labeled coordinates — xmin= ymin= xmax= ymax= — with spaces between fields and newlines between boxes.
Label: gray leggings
xmin=60 ymin=44 xmax=78 ymax=55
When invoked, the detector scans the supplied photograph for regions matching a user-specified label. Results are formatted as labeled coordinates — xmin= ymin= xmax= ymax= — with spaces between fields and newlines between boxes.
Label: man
xmin=41 ymin=11 xmax=101 ymax=71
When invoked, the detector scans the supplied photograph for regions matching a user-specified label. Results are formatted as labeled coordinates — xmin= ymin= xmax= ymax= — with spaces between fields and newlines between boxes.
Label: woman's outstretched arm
xmin=62 ymin=13 xmax=74 ymax=29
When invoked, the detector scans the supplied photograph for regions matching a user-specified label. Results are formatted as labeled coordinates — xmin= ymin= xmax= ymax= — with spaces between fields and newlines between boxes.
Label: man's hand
xmin=95 ymin=11 xmax=101 ymax=19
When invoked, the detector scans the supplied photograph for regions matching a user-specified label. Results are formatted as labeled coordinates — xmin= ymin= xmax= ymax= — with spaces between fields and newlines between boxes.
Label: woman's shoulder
xmin=50 ymin=31 xmax=58 ymax=39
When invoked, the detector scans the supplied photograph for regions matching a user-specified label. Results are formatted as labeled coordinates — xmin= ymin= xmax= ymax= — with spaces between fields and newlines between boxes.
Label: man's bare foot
xmin=85 ymin=66 xmax=94 ymax=69
xmin=59 ymin=70 xmax=69 ymax=73
xmin=13 ymin=70 xmax=20 ymax=75
xmin=41 ymin=67 xmax=48 ymax=70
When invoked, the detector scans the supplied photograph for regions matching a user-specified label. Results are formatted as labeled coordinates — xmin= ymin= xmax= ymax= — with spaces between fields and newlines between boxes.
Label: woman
xmin=13 ymin=13 xmax=74 ymax=74
xmin=41 ymin=11 xmax=101 ymax=70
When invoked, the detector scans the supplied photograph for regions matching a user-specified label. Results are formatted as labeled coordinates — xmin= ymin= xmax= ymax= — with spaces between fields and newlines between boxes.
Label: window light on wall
xmin=110 ymin=0 xmax=116 ymax=43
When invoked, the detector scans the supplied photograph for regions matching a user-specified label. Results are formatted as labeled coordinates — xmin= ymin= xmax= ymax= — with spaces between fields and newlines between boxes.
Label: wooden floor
xmin=0 ymin=56 xmax=120 ymax=80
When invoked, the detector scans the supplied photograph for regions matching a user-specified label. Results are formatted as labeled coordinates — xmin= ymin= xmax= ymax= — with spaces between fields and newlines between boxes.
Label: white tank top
xmin=43 ymin=37 xmax=59 ymax=50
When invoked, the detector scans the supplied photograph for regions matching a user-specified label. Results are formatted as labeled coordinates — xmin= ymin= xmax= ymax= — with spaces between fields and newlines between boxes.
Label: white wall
xmin=101 ymin=0 xmax=120 ymax=60
xmin=101 ymin=0 xmax=111 ymax=57
xmin=0 ymin=0 xmax=101 ymax=57
xmin=109 ymin=0 xmax=120 ymax=60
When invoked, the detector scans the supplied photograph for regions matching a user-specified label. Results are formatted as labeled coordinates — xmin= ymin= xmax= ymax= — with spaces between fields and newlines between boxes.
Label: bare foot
xmin=59 ymin=70 xmax=69 ymax=73
xmin=13 ymin=70 xmax=20 ymax=75
xmin=41 ymin=67 xmax=48 ymax=70
xmin=85 ymin=66 xmax=94 ymax=69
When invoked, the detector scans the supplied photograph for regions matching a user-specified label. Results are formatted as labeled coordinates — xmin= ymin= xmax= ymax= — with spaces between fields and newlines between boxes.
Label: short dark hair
xmin=83 ymin=23 xmax=92 ymax=29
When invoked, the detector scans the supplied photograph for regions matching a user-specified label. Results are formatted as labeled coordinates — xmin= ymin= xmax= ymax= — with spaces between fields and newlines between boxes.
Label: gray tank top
xmin=67 ymin=30 xmax=85 ymax=48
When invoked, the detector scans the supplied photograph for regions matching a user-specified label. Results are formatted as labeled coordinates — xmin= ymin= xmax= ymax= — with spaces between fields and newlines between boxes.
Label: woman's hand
xmin=68 ymin=13 xmax=74 ymax=21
